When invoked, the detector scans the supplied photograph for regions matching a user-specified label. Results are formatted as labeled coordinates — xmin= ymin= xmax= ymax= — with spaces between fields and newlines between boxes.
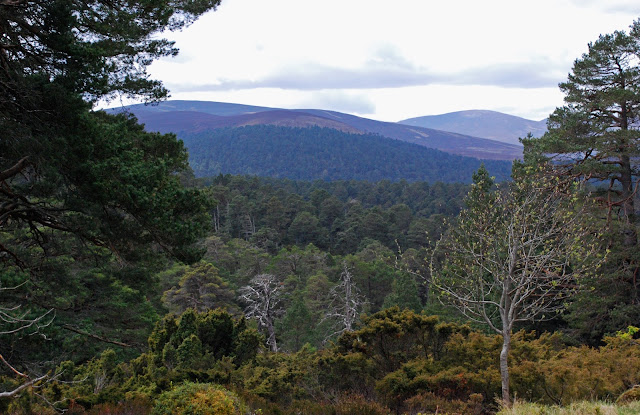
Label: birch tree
xmin=432 ymin=165 xmax=601 ymax=406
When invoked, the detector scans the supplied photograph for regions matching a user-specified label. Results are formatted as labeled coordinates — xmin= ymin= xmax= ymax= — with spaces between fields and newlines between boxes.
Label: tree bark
xmin=500 ymin=329 xmax=511 ymax=407
xmin=619 ymin=155 xmax=637 ymax=247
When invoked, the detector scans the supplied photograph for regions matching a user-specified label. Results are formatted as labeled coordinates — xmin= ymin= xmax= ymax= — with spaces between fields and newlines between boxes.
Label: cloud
xmin=295 ymin=92 xmax=376 ymax=115
xmin=168 ymin=59 xmax=565 ymax=93
xmin=568 ymin=0 xmax=640 ymax=14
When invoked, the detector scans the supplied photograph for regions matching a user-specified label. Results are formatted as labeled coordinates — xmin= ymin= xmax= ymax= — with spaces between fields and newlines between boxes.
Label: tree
xmin=162 ymin=262 xmax=238 ymax=315
xmin=323 ymin=263 xmax=366 ymax=341
xmin=238 ymin=274 xmax=285 ymax=352
xmin=1 ymin=0 xmax=220 ymax=399
xmin=382 ymin=271 xmax=422 ymax=313
xmin=523 ymin=21 xmax=640 ymax=246
xmin=432 ymin=165 xmax=601 ymax=406
xmin=277 ymin=291 xmax=315 ymax=352
xmin=1 ymin=0 xmax=220 ymax=266
xmin=522 ymin=20 xmax=640 ymax=342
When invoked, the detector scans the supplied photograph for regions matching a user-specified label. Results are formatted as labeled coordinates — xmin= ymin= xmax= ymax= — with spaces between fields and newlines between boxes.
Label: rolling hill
xmin=109 ymin=101 xmax=523 ymax=160
xmin=399 ymin=110 xmax=547 ymax=146
xmin=181 ymin=125 xmax=513 ymax=183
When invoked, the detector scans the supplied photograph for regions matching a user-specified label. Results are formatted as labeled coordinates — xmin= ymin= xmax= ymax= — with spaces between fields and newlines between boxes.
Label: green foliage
xmin=152 ymin=383 xmax=247 ymax=415
xmin=522 ymin=19 xmax=640 ymax=344
xmin=199 ymin=174 xmax=467 ymax=256
xmin=184 ymin=125 xmax=513 ymax=183
xmin=148 ymin=309 xmax=260 ymax=371
xmin=163 ymin=262 xmax=238 ymax=314
xmin=382 ymin=272 xmax=423 ymax=313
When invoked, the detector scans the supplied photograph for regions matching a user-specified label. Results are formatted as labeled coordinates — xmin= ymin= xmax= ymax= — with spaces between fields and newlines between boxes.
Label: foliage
xmin=497 ymin=400 xmax=640 ymax=415
xmin=522 ymin=19 xmax=640 ymax=343
xmin=1 ymin=0 xmax=219 ymax=400
xmin=433 ymin=164 xmax=602 ymax=405
xmin=199 ymin=174 xmax=467 ymax=255
xmin=183 ymin=125 xmax=513 ymax=183
xmin=163 ymin=262 xmax=238 ymax=315
xmin=152 ymin=383 xmax=247 ymax=415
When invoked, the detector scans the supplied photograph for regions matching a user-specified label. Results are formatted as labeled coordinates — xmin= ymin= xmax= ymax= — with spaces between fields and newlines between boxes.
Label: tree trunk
xmin=266 ymin=317 xmax=278 ymax=352
xmin=619 ymin=155 xmax=637 ymax=247
xmin=500 ymin=329 xmax=511 ymax=407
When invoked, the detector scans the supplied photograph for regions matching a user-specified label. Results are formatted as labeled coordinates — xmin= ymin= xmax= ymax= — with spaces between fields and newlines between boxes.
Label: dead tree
xmin=323 ymin=263 xmax=365 ymax=341
xmin=239 ymin=274 xmax=284 ymax=352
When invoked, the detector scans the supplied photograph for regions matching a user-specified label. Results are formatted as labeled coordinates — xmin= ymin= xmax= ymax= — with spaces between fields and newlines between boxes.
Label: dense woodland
xmin=182 ymin=125 xmax=514 ymax=183
xmin=2 ymin=1 xmax=640 ymax=414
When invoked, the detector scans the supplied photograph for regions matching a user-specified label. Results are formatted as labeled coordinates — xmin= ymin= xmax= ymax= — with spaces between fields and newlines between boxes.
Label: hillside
xmin=182 ymin=125 xmax=513 ymax=183
xmin=108 ymin=100 xmax=524 ymax=161
xmin=399 ymin=110 xmax=547 ymax=146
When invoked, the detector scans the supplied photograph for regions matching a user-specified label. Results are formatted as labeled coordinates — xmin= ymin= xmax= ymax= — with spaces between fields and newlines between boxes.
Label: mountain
xmin=132 ymin=108 xmax=362 ymax=135
xmin=108 ymin=100 xmax=523 ymax=161
xmin=182 ymin=125 xmax=513 ymax=183
xmin=399 ymin=110 xmax=547 ymax=146
xmin=111 ymin=100 xmax=274 ymax=116
xmin=294 ymin=108 xmax=522 ymax=160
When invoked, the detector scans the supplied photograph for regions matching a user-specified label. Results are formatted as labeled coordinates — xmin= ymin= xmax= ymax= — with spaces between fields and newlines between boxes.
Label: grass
xmin=496 ymin=400 xmax=640 ymax=415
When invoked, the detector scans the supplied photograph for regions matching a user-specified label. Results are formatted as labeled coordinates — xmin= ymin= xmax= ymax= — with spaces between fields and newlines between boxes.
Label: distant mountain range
xmin=399 ymin=110 xmax=547 ymax=146
xmin=108 ymin=101 xmax=527 ymax=161
xmin=104 ymin=100 xmax=548 ymax=183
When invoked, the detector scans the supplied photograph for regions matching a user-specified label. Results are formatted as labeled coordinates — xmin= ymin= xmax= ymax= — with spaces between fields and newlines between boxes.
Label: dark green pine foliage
xmin=0 ymin=0 xmax=220 ymax=386
xmin=277 ymin=291 xmax=316 ymax=352
xmin=199 ymin=174 xmax=467 ymax=255
xmin=182 ymin=125 xmax=513 ymax=183
xmin=522 ymin=20 xmax=640 ymax=344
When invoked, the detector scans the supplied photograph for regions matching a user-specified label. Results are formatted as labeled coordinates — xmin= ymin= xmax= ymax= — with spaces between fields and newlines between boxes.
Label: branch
xmin=0 ymin=156 xmax=29 ymax=181
xmin=0 ymin=353 xmax=27 ymax=378
xmin=62 ymin=325 xmax=132 ymax=348
xmin=0 ymin=374 xmax=48 ymax=398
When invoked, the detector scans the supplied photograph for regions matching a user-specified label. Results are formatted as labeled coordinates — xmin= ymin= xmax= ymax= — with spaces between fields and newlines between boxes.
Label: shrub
xmin=333 ymin=393 xmax=391 ymax=415
xmin=617 ymin=385 xmax=640 ymax=405
xmin=152 ymin=382 xmax=247 ymax=415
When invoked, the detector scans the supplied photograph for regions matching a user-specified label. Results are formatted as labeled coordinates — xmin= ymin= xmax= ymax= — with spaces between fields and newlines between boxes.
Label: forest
xmin=181 ymin=125 xmax=513 ymax=183
xmin=1 ymin=1 xmax=640 ymax=414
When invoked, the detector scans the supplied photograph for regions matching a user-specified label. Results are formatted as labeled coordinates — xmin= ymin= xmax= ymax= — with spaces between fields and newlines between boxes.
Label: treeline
xmin=182 ymin=125 xmax=514 ymax=183
xmin=200 ymin=174 xmax=468 ymax=254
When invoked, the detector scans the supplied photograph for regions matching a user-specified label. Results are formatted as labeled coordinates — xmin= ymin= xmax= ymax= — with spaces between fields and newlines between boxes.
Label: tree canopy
xmin=522 ymin=19 xmax=640 ymax=343
xmin=0 ymin=0 xmax=219 ymax=397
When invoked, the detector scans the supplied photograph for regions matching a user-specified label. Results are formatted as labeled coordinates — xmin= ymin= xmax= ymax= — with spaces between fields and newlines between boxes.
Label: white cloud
xmin=145 ymin=0 xmax=640 ymax=121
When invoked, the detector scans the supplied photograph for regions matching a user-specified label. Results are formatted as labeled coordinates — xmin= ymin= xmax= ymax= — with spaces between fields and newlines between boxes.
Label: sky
xmin=128 ymin=0 xmax=640 ymax=122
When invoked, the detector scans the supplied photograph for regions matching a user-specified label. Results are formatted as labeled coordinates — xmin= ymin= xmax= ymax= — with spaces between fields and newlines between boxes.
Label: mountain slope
xmin=182 ymin=125 xmax=513 ymax=183
xmin=399 ymin=110 xmax=547 ymax=146
xmin=110 ymin=100 xmax=274 ymax=116
xmin=108 ymin=101 xmax=523 ymax=161
xmin=132 ymin=109 xmax=362 ymax=134
xmin=297 ymin=108 xmax=522 ymax=160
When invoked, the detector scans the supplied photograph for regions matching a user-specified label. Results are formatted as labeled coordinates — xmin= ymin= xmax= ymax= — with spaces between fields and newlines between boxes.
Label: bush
xmin=333 ymin=393 xmax=391 ymax=415
xmin=152 ymin=382 xmax=247 ymax=415
xmin=617 ymin=385 xmax=640 ymax=404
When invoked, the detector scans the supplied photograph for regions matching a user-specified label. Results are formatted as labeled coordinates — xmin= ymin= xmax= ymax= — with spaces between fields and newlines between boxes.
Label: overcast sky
xmin=136 ymin=0 xmax=640 ymax=122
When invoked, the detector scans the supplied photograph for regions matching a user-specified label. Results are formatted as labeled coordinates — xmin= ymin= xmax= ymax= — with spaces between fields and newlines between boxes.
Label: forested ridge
xmin=2 ymin=1 xmax=640 ymax=414
xmin=181 ymin=125 xmax=514 ymax=183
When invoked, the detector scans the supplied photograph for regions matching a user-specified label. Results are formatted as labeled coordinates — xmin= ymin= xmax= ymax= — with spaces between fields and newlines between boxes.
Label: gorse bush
xmin=152 ymin=383 xmax=247 ymax=415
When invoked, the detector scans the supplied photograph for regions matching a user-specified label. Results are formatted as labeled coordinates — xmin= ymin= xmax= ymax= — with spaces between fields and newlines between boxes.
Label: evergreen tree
xmin=0 ymin=0 xmax=220 ymax=398
xmin=522 ymin=20 xmax=640 ymax=342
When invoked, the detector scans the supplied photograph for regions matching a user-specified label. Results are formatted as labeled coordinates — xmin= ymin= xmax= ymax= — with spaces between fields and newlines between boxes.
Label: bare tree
xmin=238 ymin=274 xmax=284 ymax=352
xmin=323 ymin=262 xmax=365 ymax=341
xmin=432 ymin=166 xmax=601 ymax=407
